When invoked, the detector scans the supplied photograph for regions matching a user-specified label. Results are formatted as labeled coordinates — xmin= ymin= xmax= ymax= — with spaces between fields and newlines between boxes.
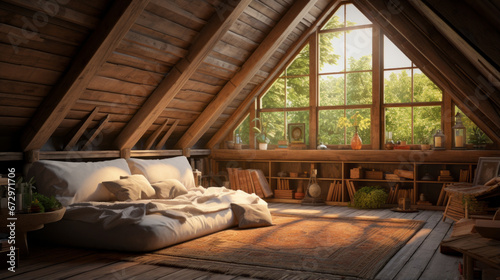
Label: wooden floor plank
xmin=394 ymin=215 xmax=455 ymax=280
xmin=65 ymin=261 xmax=148 ymax=280
xmin=418 ymin=226 xmax=462 ymax=280
xmin=374 ymin=210 xmax=441 ymax=280
xmin=0 ymin=245 xmax=95 ymax=279
xmin=93 ymin=263 xmax=167 ymax=280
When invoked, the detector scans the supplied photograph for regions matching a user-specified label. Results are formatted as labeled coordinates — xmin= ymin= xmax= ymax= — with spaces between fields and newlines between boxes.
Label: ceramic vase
xmin=258 ymin=143 xmax=268 ymax=150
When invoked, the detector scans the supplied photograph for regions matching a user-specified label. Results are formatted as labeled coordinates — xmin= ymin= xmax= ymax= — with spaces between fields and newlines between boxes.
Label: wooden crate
xmin=350 ymin=168 xmax=364 ymax=179
xmin=365 ymin=170 xmax=383 ymax=180
xmin=274 ymin=190 xmax=294 ymax=199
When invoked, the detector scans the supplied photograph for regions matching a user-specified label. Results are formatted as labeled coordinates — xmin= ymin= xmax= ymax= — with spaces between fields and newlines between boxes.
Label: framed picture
xmin=288 ymin=123 xmax=305 ymax=144
xmin=474 ymin=157 xmax=500 ymax=185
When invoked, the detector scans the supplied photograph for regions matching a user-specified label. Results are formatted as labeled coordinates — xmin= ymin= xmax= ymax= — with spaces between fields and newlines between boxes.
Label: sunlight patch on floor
xmin=406 ymin=228 xmax=431 ymax=244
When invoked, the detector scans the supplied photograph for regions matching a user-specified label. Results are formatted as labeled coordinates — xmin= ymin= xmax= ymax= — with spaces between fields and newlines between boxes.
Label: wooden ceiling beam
xmin=20 ymin=0 xmax=150 ymax=152
xmin=114 ymin=0 xmax=253 ymax=150
xmin=355 ymin=0 xmax=500 ymax=143
xmin=206 ymin=0 xmax=342 ymax=149
xmin=176 ymin=0 xmax=319 ymax=149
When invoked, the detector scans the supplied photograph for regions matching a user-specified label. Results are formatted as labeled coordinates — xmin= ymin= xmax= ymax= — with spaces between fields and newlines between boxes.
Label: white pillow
xmin=28 ymin=159 xmax=132 ymax=206
xmin=103 ymin=175 xmax=156 ymax=201
xmin=127 ymin=156 xmax=196 ymax=189
xmin=151 ymin=179 xmax=188 ymax=199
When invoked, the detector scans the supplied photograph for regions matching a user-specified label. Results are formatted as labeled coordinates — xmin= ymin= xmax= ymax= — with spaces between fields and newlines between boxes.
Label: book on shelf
xmin=226 ymin=168 xmax=273 ymax=198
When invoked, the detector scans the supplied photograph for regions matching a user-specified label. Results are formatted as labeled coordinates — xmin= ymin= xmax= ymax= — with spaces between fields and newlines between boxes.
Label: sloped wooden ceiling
xmin=0 ymin=0 xmax=499 ymax=154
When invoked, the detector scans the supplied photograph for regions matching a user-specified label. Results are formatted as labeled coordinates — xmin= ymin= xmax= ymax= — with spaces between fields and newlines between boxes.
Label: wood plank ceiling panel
xmin=0 ymin=0 xmax=112 ymax=149
xmin=20 ymin=0 xmax=151 ymax=151
xmin=114 ymin=0 xmax=253 ymax=150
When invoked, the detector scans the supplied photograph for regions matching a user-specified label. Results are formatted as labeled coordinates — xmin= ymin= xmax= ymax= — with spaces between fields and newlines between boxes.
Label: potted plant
xmin=252 ymin=118 xmax=271 ymax=150
xmin=15 ymin=176 xmax=35 ymax=213
xmin=470 ymin=127 xmax=487 ymax=150
xmin=337 ymin=112 xmax=369 ymax=150
xmin=420 ymin=137 xmax=431 ymax=151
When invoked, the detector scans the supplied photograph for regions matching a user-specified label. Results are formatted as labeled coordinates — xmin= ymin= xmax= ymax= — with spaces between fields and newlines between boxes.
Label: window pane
xmin=318 ymin=110 xmax=345 ymax=145
xmin=319 ymin=32 xmax=344 ymax=73
xmin=287 ymin=44 xmax=309 ymax=76
xmin=260 ymin=111 xmax=284 ymax=145
xmin=234 ymin=115 xmax=249 ymax=144
xmin=455 ymin=106 xmax=492 ymax=144
xmin=413 ymin=69 xmax=442 ymax=102
xmin=413 ymin=106 xmax=441 ymax=144
xmin=287 ymin=76 xmax=309 ymax=108
xmin=384 ymin=70 xmax=411 ymax=103
xmin=346 ymin=4 xmax=371 ymax=26
xmin=385 ymin=107 xmax=411 ymax=143
xmin=287 ymin=111 xmax=310 ymax=145
xmin=384 ymin=35 xmax=411 ymax=69
xmin=319 ymin=74 xmax=344 ymax=106
xmin=346 ymin=108 xmax=371 ymax=144
xmin=347 ymin=72 xmax=372 ymax=105
xmin=261 ymin=78 xmax=285 ymax=108
xmin=322 ymin=5 xmax=344 ymax=29
xmin=346 ymin=28 xmax=372 ymax=71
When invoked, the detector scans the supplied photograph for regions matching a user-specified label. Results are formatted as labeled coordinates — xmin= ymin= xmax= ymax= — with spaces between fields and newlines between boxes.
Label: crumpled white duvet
xmin=63 ymin=186 xmax=263 ymax=229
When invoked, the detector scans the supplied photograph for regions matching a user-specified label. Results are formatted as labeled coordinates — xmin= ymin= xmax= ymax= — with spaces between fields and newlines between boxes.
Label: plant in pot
xmin=337 ymin=111 xmax=369 ymax=150
xmin=470 ymin=127 xmax=487 ymax=150
xmin=420 ymin=137 xmax=431 ymax=151
xmin=252 ymin=118 xmax=271 ymax=150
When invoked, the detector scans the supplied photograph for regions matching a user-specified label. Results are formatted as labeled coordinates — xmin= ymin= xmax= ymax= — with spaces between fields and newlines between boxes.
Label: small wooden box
xmin=274 ymin=190 xmax=295 ymax=199
xmin=350 ymin=168 xmax=364 ymax=179
xmin=365 ymin=170 xmax=384 ymax=180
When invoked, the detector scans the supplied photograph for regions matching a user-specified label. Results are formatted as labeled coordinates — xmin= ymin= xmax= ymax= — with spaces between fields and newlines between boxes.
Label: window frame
xmin=250 ymin=1 xmax=445 ymax=150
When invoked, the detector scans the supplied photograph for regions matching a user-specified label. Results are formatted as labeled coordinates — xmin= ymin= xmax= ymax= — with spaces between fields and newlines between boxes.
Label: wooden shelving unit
xmin=211 ymin=149 xmax=500 ymax=210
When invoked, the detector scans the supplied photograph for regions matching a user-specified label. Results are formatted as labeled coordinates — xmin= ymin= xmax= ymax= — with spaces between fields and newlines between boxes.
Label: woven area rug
xmin=122 ymin=215 xmax=424 ymax=279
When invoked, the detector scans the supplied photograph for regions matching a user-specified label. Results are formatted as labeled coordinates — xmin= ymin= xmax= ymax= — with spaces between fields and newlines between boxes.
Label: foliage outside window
xmin=454 ymin=106 xmax=491 ymax=145
xmin=233 ymin=115 xmax=249 ymax=144
xmin=318 ymin=3 xmax=372 ymax=145
xmin=383 ymin=36 xmax=442 ymax=144
xmin=260 ymin=44 xmax=310 ymax=145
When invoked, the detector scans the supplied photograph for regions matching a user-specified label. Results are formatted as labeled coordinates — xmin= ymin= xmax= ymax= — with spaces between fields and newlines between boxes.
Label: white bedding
xmin=38 ymin=187 xmax=266 ymax=251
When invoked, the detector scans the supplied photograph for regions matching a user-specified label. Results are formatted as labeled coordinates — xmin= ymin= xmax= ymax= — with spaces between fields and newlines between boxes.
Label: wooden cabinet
xmin=211 ymin=150 xmax=498 ymax=209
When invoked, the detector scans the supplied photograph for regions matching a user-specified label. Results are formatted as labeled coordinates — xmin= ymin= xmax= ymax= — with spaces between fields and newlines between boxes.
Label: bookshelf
xmin=212 ymin=149 xmax=498 ymax=209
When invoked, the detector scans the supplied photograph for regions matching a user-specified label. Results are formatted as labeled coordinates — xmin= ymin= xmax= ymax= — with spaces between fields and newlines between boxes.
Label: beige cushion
xmin=151 ymin=179 xmax=188 ymax=199
xmin=230 ymin=203 xmax=273 ymax=229
xmin=126 ymin=156 xmax=196 ymax=189
xmin=27 ymin=159 xmax=132 ymax=206
xmin=102 ymin=175 xmax=156 ymax=201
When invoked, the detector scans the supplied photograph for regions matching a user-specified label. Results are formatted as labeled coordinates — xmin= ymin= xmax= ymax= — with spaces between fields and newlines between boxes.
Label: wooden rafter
xmin=176 ymin=0 xmax=319 ymax=149
xmin=144 ymin=119 xmax=169 ymax=150
xmin=20 ymin=0 xmax=150 ymax=152
xmin=355 ymin=0 xmax=500 ymax=144
xmin=114 ymin=0 xmax=253 ymax=150
xmin=206 ymin=0 xmax=340 ymax=149
xmin=82 ymin=115 xmax=110 ymax=150
xmin=155 ymin=119 xmax=179 ymax=150
xmin=64 ymin=107 xmax=100 ymax=151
